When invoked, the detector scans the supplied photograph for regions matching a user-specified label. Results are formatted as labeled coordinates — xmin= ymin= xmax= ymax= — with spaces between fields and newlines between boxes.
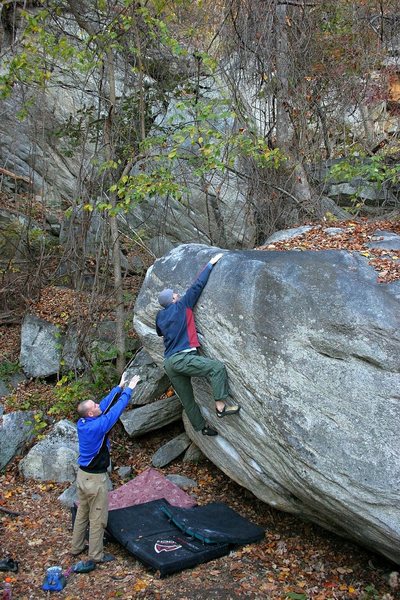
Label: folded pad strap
xmin=160 ymin=502 xmax=265 ymax=545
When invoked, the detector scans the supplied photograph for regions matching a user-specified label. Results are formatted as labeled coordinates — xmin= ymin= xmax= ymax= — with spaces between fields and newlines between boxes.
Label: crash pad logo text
xmin=154 ymin=540 xmax=182 ymax=553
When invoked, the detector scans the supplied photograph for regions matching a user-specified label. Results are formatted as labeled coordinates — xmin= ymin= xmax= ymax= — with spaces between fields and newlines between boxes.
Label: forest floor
xmin=1 ymin=412 xmax=399 ymax=600
xmin=1 ymin=216 xmax=400 ymax=599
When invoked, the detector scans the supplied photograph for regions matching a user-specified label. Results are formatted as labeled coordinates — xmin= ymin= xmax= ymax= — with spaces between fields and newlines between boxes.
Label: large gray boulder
xmin=133 ymin=242 xmax=400 ymax=563
xmin=19 ymin=419 xmax=78 ymax=482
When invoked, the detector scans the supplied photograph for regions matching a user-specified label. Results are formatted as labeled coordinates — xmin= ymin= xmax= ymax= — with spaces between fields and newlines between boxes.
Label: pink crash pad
xmin=108 ymin=468 xmax=196 ymax=511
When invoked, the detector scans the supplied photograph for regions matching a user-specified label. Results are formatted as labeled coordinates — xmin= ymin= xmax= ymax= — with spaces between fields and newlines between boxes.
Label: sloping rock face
xmin=124 ymin=74 xmax=255 ymax=250
xmin=125 ymin=160 xmax=254 ymax=250
xmin=1 ymin=19 xmax=255 ymax=249
xmin=0 ymin=93 xmax=85 ymax=206
xmin=133 ymin=243 xmax=400 ymax=563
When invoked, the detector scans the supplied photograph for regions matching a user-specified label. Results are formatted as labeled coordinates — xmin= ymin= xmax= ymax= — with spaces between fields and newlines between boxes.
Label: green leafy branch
xmin=329 ymin=155 xmax=400 ymax=189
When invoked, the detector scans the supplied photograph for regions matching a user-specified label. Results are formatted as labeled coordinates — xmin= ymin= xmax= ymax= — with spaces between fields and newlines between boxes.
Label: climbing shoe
xmin=202 ymin=425 xmax=218 ymax=436
xmin=216 ymin=404 xmax=241 ymax=418
xmin=73 ymin=560 xmax=96 ymax=573
xmin=0 ymin=558 xmax=18 ymax=573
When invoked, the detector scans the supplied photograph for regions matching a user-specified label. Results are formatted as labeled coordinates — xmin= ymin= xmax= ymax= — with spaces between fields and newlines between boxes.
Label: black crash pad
xmin=106 ymin=498 xmax=265 ymax=576
xmin=106 ymin=499 xmax=229 ymax=576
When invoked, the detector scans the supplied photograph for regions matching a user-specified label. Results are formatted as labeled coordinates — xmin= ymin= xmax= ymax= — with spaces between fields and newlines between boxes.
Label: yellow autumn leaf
xmin=132 ymin=579 xmax=148 ymax=592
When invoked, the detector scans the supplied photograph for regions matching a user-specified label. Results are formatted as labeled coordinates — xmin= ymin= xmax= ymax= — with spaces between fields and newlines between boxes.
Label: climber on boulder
xmin=156 ymin=253 xmax=240 ymax=437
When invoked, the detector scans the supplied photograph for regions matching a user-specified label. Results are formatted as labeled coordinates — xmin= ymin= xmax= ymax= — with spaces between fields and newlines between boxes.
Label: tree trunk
xmin=274 ymin=4 xmax=316 ymax=216
xmin=66 ymin=0 xmax=126 ymax=374
xmin=104 ymin=48 xmax=126 ymax=376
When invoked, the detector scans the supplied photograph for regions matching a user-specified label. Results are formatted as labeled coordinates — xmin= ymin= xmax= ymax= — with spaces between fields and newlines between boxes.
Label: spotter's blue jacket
xmin=77 ymin=385 xmax=133 ymax=472
xmin=156 ymin=262 xmax=214 ymax=358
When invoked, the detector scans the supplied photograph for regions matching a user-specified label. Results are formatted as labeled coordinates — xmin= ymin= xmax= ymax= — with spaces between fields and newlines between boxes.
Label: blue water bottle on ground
xmin=42 ymin=566 xmax=67 ymax=591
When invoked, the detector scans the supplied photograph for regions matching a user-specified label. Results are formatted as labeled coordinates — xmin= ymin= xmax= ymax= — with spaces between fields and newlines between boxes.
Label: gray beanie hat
xmin=158 ymin=288 xmax=174 ymax=307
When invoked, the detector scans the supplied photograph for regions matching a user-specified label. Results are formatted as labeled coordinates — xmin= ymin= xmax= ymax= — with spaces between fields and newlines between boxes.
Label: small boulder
xmin=0 ymin=381 xmax=10 ymax=398
xmin=117 ymin=466 xmax=132 ymax=479
xmin=19 ymin=419 xmax=78 ymax=482
xmin=58 ymin=483 xmax=78 ymax=508
xmin=0 ymin=372 xmax=26 ymax=398
xmin=165 ymin=474 xmax=198 ymax=490
xmin=151 ymin=432 xmax=191 ymax=468
xmin=263 ymin=225 xmax=313 ymax=245
xmin=367 ymin=229 xmax=400 ymax=251
xmin=20 ymin=314 xmax=61 ymax=378
xmin=0 ymin=410 xmax=37 ymax=469
xmin=120 ymin=394 xmax=182 ymax=437
xmin=127 ymin=254 xmax=145 ymax=274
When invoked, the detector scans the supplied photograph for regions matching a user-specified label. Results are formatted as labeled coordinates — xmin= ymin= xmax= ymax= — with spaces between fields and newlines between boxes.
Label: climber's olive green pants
xmin=164 ymin=350 xmax=229 ymax=431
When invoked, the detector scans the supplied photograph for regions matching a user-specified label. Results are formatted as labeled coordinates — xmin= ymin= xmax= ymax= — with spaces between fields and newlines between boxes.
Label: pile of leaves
xmin=0 ymin=325 xmax=20 ymax=362
xmin=28 ymin=286 xmax=95 ymax=327
xmin=257 ymin=219 xmax=400 ymax=283
xmin=28 ymin=271 xmax=149 ymax=328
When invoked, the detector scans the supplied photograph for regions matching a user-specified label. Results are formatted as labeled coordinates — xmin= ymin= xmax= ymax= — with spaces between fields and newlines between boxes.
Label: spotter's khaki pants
xmin=71 ymin=469 xmax=108 ymax=562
